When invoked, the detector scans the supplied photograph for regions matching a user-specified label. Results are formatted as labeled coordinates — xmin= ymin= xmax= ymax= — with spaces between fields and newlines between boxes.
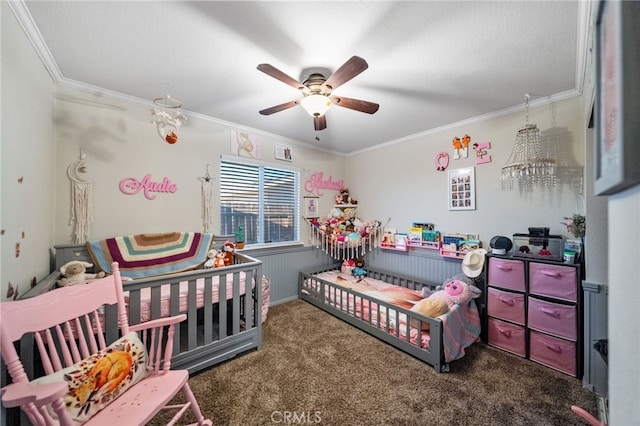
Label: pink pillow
xmin=32 ymin=331 xmax=148 ymax=424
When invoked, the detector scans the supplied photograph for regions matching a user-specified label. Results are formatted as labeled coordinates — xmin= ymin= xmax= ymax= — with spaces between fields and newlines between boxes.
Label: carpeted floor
xmin=152 ymin=299 xmax=598 ymax=425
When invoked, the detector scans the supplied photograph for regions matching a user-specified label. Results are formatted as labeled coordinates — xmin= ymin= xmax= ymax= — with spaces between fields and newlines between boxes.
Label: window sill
xmin=239 ymin=242 xmax=305 ymax=256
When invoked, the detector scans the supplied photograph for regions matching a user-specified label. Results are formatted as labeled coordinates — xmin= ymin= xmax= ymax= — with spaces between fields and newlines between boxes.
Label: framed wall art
xmin=447 ymin=167 xmax=475 ymax=211
xmin=594 ymin=0 xmax=640 ymax=195
xmin=231 ymin=131 xmax=262 ymax=159
xmin=303 ymin=195 xmax=319 ymax=219
xmin=275 ymin=144 xmax=293 ymax=161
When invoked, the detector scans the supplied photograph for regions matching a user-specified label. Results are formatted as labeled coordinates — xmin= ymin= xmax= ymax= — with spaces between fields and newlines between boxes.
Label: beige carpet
xmin=153 ymin=299 xmax=597 ymax=425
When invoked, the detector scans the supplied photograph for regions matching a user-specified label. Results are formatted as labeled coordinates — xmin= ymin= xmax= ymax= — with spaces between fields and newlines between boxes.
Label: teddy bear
xmin=222 ymin=241 xmax=236 ymax=266
xmin=203 ymin=249 xmax=217 ymax=269
xmin=409 ymin=277 xmax=482 ymax=330
xmin=56 ymin=261 xmax=105 ymax=287
xmin=214 ymin=250 xmax=226 ymax=268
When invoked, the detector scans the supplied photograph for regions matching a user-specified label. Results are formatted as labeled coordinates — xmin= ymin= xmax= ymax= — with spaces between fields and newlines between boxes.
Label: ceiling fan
xmin=257 ymin=56 xmax=379 ymax=131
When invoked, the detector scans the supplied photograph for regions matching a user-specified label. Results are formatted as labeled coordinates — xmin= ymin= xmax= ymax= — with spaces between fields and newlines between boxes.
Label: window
xmin=220 ymin=159 xmax=300 ymax=245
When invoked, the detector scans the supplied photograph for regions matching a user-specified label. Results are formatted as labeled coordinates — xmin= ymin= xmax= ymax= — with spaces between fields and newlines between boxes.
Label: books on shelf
xmin=394 ymin=233 xmax=408 ymax=247
xmin=440 ymin=233 xmax=481 ymax=257
xmin=408 ymin=227 xmax=423 ymax=242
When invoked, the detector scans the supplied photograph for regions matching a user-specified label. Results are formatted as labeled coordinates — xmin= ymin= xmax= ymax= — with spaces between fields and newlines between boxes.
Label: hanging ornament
xmin=151 ymin=95 xmax=186 ymax=144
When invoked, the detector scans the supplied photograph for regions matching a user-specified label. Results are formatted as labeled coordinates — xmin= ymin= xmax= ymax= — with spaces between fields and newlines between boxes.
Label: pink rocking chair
xmin=0 ymin=262 xmax=212 ymax=426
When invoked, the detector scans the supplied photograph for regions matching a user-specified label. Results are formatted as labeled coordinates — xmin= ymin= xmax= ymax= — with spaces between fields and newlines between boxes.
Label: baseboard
xmin=597 ymin=395 xmax=609 ymax=425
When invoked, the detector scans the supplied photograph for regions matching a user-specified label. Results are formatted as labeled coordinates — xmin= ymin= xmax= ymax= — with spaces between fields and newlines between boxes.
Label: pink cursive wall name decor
xmin=119 ymin=174 xmax=177 ymax=200
xmin=304 ymin=172 xmax=344 ymax=196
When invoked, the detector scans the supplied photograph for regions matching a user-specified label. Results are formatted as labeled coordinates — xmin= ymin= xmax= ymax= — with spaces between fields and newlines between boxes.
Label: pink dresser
xmin=485 ymin=255 xmax=582 ymax=378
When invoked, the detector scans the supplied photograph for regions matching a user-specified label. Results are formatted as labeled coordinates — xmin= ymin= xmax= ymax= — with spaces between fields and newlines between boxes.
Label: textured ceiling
xmin=14 ymin=1 xmax=588 ymax=154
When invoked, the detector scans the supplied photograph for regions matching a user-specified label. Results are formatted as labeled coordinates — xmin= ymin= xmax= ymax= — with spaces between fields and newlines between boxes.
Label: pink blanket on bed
xmin=306 ymin=271 xmax=480 ymax=362
xmin=126 ymin=273 xmax=249 ymax=322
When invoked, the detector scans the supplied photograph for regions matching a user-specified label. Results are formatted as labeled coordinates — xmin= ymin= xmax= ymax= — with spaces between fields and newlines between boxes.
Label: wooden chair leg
xmin=182 ymin=383 xmax=212 ymax=426
xmin=571 ymin=405 xmax=605 ymax=426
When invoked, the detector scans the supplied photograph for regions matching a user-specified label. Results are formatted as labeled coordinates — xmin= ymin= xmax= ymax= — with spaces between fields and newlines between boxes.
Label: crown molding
xmin=7 ymin=0 xmax=62 ymax=82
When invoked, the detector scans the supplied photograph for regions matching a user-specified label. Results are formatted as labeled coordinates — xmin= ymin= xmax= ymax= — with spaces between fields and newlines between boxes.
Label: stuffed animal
xmin=222 ymin=241 xmax=236 ymax=266
xmin=214 ymin=250 xmax=226 ymax=268
xmin=409 ymin=298 xmax=449 ymax=330
xmin=341 ymin=258 xmax=356 ymax=274
xmin=410 ymin=278 xmax=482 ymax=330
xmin=56 ymin=261 xmax=105 ymax=287
xmin=352 ymin=258 xmax=367 ymax=280
xmin=420 ymin=278 xmax=482 ymax=310
xmin=203 ymin=249 xmax=216 ymax=269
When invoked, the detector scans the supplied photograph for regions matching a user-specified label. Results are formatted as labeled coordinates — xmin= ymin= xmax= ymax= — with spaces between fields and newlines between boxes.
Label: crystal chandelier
xmin=501 ymin=94 xmax=556 ymax=191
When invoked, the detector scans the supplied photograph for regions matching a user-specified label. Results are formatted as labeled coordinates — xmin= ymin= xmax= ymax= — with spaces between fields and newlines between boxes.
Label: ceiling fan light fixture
xmin=300 ymin=94 xmax=332 ymax=117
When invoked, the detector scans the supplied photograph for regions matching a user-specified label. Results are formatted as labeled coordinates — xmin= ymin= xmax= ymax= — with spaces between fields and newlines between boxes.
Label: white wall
xmin=344 ymin=96 xmax=586 ymax=249
xmin=608 ymin=186 xmax=640 ymax=424
xmin=1 ymin=3 xmax=56 ymax=301
xmin=52 ymin=87 xmax=345 ymax=243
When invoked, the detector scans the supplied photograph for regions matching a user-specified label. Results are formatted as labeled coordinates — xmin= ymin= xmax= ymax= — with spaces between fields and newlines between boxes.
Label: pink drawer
xmin=488 ymin=258 xmax=525 ymax=292
xmin=529 ymin=330 xmax=576 ymax=376
xmin=487 ymin=318 xmax=526 ymax=357
xmin=528 ymin=297 xmax=577 ymax=340
xmin=529 ymin=263 xmax=577 ymax=302
xmin=488 ymin=287 xmax=525 ymax=325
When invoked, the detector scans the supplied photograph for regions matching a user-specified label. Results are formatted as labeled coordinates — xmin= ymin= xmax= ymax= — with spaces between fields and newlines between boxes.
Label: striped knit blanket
xmin=86 ymin=232 xmax=214 ymax=279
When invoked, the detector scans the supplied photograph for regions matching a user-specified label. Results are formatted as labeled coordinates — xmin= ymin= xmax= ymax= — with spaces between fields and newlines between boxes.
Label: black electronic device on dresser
xmin=482 ymin=253 xmax=583 ymax=378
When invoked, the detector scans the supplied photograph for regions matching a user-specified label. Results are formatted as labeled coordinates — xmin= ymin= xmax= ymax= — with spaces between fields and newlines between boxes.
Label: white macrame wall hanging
xmin=67 ymin=150 xmax=93 ymax=244
xmin=198 ymin=164 xmax=215 ymax=233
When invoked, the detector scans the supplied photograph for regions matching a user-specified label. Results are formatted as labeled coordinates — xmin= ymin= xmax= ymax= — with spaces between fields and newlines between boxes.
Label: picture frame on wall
xmin=230 ymin=130 xmax=262 ymax=159
xmin=303 ymin=195 xmax=319 ymax=219
xmin=275 ymin=144 xmax=293 ymax=161
xmin=447 ymin=167 xmax=475 ymax=211
xmin=594 ymin=0 xmax=640 ymax=195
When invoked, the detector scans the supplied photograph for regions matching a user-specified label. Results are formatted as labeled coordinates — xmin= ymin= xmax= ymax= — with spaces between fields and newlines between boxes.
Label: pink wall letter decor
xmin=304 ymin=172 xmax=344 ymax=196
xmin=473 ymin=142 xmax=492 ymax=164
xmin=119 ymin=174 xmax=178 ymax=200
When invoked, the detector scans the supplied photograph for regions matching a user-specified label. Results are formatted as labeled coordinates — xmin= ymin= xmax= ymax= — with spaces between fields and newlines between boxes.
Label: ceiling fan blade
xmin=259 ymin=100 xmax=299 ymax=115
xmin=330 ymin=96 xmax=379 ymax=114
xmin=257 ymin=63 xmax=305 ymax=91
xmin=314 ymin=115 xmax=327 ymax=131
xmin=323 ymin=56 xmax=368 ymax=90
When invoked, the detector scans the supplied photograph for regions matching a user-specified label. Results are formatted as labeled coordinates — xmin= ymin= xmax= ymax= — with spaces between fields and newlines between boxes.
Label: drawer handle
xmin=541 ymin=307 xmax=560 ymax=318
xmin=543 ymin=342 xmax=563 ymax=354
xmin=497 ymin=265 xmax=513 ymax=271
xmin=541 ymin=270 xmax=562 ymax=278
xmin=496 ymin=327 xmax=512 ymax=338
xmin=499 ymin=296 xmax=515 ymax=306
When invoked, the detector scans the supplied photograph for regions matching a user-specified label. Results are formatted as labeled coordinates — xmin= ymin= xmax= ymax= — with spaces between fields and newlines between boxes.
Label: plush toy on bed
xmin=341 ymin=258 xmax=356 ymax=274
xmin=352 ymin=258 xmax=367 ymax=281
xmin=203 ymin=249 xmax=216 ymax=269
xmin=214 ymin=250 xmax=226 ymax=268
xmin=56 ymin=261 xmax=105 ymax=287
xmin=409 ymin=278 xmax=482 ymax=330
xmin=222 ymin=241 xmax=236 ymax=266
xmin=420 ymin=278 xmax=482 ymax=309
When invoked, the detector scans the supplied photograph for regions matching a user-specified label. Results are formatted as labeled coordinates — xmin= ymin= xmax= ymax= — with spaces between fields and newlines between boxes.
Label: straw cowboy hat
xmin=461 ymin=248 xmax=488 ymax=278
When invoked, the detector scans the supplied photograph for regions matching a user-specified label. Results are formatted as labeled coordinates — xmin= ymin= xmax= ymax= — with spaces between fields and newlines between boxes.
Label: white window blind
xmin=220 ymin=159 xmax=300 ymax=245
